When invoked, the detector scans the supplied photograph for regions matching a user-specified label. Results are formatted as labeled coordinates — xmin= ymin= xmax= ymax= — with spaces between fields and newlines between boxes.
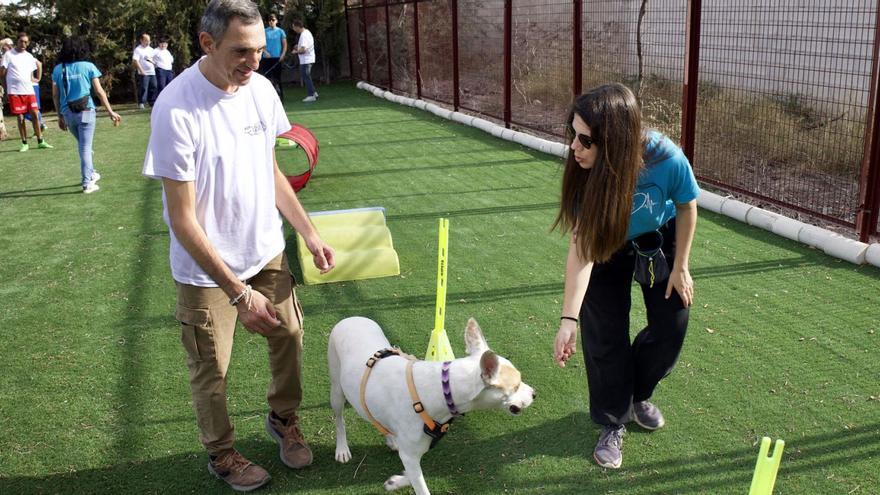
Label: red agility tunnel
xmin=278 ymin=125 xmax=319 ymax=192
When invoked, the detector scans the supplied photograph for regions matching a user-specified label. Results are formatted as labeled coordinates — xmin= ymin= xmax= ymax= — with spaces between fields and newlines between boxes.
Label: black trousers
xmin=259 ymin=57 xmax=283 ymax=98
xmin=579 ymin=218 xmax=689 ymax=426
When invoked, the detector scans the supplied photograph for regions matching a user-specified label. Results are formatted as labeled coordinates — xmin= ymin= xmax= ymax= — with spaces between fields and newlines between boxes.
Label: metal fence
xmin=345 ymin=0 xmax=880 ymax=242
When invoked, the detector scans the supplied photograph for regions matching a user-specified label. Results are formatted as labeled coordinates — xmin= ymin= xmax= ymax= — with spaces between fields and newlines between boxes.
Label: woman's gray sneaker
xmin=632 ymin=401 xmax=665 ymax=430
xmin=593 ymin=424 xmax=625 ymax=469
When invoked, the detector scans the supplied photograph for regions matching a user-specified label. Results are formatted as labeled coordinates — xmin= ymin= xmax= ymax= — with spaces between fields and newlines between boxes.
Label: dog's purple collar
xmin=441 ymin=361 xmax=463 ymax=417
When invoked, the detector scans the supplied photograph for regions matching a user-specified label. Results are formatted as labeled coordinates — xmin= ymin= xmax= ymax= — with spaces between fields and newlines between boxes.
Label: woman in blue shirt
xmin=552 ymin=83 xmax=699 ymax=469
xmin=51 ymin=36 xmax=121 ymax=194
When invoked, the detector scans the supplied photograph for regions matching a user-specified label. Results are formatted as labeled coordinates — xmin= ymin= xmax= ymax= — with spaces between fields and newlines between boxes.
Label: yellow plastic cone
xmin=749 ymin=437 xmax=785 ymax=495
xmin=426 ymin=218 xmax=455 ymax=361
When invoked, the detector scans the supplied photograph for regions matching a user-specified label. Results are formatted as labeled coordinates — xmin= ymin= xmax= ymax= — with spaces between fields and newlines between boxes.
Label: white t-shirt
xmin=142 ymin=59 xmax=292 ymax=287
xmin=296 ymin=29 xmax=316 ymax=65
xmin=1 ymin=49 xmax=37 ymax=95
xmin=132 ymin=45 xmax=156 ymax=75
xmin=153 ymin=48 xmax=173 ymax=71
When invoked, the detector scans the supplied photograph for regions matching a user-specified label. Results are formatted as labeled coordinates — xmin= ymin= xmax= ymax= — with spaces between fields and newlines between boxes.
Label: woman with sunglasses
xmin=552 ymin=83 xmax=699 ymax=469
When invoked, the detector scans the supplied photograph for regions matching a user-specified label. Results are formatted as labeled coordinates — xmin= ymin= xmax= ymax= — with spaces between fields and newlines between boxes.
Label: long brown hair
xmin=553 ymin=83 xmax=644 ymax=263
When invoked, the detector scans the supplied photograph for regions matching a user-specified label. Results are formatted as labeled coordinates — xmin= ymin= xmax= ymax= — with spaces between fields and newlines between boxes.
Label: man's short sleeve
xmin=142 ymin=104 xmax=197 ymax=181
xmin=299 ymin=31 xmax=313 ymax=50
xmin=131 ymin=48 xmax=138 ymax=61
xmin=273 ymin=92 xmax=292 ymax=137
xmin=1 ymin=52 xmax=8 ymax=69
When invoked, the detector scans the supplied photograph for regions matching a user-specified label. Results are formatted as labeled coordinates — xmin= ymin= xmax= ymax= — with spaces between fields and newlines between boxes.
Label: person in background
xmin=154 ymin=37 xmax=175 ymax=94
xmin=259 ymin=13 xmax=286 ymax=98
xmin=291 ymin=19 xmax=316 ymax=103
xmin=132 ymin=33 xmax=157 ymax=109
xmin=51 ymin=36 xmax=122 ymax=194
xmin=0 ymin=37 xmax=11 ymax=140
xmin=142 ymin=0 xmax=336 ymax=490
xmin=552 ymin=83 xmax=699 ymax=469
xmin=25 ymin=61 xmax=47 ymax=132
xmin=0 ymin=32 xmax=52 ymax=151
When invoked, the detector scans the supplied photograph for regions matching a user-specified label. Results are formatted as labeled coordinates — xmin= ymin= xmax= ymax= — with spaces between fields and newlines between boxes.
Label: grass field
xmin=0 ymin=82 xmax=878 ymax=494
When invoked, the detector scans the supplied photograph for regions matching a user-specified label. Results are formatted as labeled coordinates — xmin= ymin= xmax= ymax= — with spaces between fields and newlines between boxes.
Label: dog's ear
xmin=480 ymin=350 xmax=499 ymax=383
xmin=464 ymin=317 xmax=489 ymax=355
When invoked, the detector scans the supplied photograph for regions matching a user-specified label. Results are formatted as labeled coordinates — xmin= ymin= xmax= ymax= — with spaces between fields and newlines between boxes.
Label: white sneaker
xmin=83 ymin=183 xmax=100 ymax=194
xmin=314 ymin=92 xmax=319 ymax=99
xmin=138 ymin=103 xmax=145 ymax=109
xmin=91 ymin=171 xmax=102 ymax=183
xmin=302 ymin=96 xmax=316 ymax=103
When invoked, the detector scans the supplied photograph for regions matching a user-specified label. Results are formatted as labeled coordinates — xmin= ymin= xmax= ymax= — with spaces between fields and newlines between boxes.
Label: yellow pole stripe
xmin=434 ymin=218 xmax=449 ymax=332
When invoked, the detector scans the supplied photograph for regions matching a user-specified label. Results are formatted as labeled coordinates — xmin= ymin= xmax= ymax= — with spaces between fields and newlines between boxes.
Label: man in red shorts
xmin=0 ymin=32 xmax=52 ymax=152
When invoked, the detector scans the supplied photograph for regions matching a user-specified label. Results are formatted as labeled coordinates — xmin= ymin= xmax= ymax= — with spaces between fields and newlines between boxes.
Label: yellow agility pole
xmin=425 ymin=218 xmax=455 ymax=361
xmin=749 ymin=437 xmax=785 ymax=495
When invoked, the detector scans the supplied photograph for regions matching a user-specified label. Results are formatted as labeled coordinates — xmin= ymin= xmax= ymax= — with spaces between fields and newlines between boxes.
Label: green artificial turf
xmin=0 ymin=82 xmax=877 ymax=494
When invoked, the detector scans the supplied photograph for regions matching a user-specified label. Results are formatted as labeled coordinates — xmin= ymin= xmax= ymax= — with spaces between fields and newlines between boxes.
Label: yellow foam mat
xmin=296 ymin=208 xmax=400 ymax=284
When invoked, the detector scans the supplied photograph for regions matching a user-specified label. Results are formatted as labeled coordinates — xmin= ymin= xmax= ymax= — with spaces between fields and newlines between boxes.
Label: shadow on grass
xmin=700 ymin=210 xmax=880 ymax=277
xmin=0 ymin=437 xmax=397 ymax=494
xmin=302 ymin=184 xmax=536 ymax=209
xmin=0 ymin=183 xmax=82 ymax=198
xmin=692 ymin=256 xmax=818 ymax=279
xmin=4 ymin=414 xmax=876 ymax=494
xmin=314 ymin=156 xmax=537 ymax=180
xmin=308 ymin=117 xmax=425 ymax=130
xmin=111 ymin=180 xmax=162 ymax=465
xmin=387 ymin=201 xmax=558 ymax=222
xmin=294 ymin=280 xmax=561 ymax=316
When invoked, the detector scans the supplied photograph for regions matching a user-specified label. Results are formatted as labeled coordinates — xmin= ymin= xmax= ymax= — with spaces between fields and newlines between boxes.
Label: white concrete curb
xmin=356 ymin=81 xmax=880 ymax=268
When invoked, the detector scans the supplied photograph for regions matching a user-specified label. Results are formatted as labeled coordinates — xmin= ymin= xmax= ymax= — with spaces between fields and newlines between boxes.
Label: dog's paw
xmin=384 ymin=474 xmax=410 ymax=491
xmin=335 ymin=447 xmax=352 ymax=463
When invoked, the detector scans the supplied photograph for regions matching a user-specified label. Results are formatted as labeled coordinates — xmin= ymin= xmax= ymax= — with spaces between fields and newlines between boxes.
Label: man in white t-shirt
xmin=153 ymin=37 xmax=175 ymax=94
xmin=0 ymin=32 xmax=52 ymax=151
xmin=0 ymin=37 xmax=11 ymax=140
xmin=132 ymin=33 xmax=157 ymax=108
xmin=142 ymin=0 xmax=335 ymax=490
xmin=291 ymin=19 xmax=317 ymax=102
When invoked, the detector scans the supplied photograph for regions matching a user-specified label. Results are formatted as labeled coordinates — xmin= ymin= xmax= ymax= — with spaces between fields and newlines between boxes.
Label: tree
xmin=0 ymin=0 xmax=348 ymax=108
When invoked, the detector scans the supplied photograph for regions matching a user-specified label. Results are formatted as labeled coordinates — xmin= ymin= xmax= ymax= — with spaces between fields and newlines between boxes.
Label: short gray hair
xmin=200 ymin=0 xmax=261 ymax=44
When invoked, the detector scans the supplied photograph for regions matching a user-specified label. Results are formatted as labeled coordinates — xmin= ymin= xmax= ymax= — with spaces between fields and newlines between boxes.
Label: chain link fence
xmin=345 ymin=0 xmax=880 ymax=241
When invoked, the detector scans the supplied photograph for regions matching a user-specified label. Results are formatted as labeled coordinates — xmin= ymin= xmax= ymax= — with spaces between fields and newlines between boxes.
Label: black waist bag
xmin=632 ymin=230 xmax=670 ymax=288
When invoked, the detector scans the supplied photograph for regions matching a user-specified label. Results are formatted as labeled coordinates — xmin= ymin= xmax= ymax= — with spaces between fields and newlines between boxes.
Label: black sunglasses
xmin=567 ymin=126 xmax=594 ymax=149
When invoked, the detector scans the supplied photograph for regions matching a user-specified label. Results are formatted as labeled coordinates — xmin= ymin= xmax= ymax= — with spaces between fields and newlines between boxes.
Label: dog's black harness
xmin=359 ymin=348 xmax=454 ymax=447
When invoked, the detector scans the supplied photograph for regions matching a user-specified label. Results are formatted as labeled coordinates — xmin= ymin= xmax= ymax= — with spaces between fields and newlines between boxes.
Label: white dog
xmin=328 ymin=316 xmax=536 ymax=495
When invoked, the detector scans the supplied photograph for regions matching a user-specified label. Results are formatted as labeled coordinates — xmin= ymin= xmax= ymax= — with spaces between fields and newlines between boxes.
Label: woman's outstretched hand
xmin=554 ymin=320 xmax=578 ymax=367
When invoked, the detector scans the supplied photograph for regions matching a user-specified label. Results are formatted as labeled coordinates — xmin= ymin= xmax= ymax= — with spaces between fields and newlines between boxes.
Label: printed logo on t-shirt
xmin=244 ymin=121 xmax=266 ymax=136
xmin=632 ymin=183 xmax=661 ymax=215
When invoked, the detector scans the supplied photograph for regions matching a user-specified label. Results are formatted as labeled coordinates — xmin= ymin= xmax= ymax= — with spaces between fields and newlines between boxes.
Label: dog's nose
xmin=509 ymin=405 xmax=521 ymax=415
xmin=532 ymin=390 xmax=537 ymax=399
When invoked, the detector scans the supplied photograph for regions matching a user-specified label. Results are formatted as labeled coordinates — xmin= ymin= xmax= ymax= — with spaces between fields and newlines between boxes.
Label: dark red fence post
xmin=385 ymin=0 xmax=393 ymax=91
xmin=857 ymin=0 xmax=880 ymax=242
xmin=361 ymin=4 xmax=371 ymax=83
xmin=414 ymin=0 xmax=422 ymax=99
xmin=680 ymin=0 xmax=702 ymax=162
xmin=503 ymin=0 xmax=512 ymax=128
xmin=344 ymin=1 xmax=354 ymax=79
xmin=573 ymin=0 xmax=582 ymax=99
xmin=452 ymin=0 xmax=460 ymax=110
